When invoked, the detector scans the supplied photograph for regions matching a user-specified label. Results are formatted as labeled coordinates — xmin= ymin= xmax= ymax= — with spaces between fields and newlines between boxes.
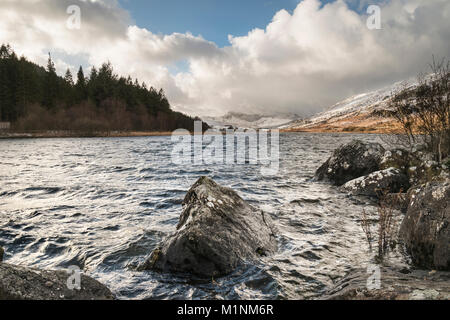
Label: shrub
xmin=361 ymin=192 xmax=402 ymax=262
xmin=387 ymin=57 xmax=450 ymax=163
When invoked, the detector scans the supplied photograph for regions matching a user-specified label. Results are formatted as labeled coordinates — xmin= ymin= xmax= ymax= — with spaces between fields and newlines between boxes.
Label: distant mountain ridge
xmin=203 ymin=77 xmax=422 ymax=133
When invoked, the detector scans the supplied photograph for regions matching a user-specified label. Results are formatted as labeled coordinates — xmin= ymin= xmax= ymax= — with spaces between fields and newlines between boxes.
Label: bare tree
xmin=386 ymin=57 xmax=450 ymax=163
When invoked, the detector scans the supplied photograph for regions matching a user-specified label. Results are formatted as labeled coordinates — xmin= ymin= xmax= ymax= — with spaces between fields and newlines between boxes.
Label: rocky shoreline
xmin=315 ymin=139 xmax=449 ymax=299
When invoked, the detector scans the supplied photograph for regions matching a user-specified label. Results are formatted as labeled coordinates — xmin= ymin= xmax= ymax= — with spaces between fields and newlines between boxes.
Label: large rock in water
xmin=139 ymin=176 xmax=277 ymax=278
xmin=399 ymin=180 xmax=450 ymax=270
xmin=315 ymin=140 xmax=385 ymax=186
xmin=340 ymin=167 xmax=410 ymax=198
xmin=0 ymin=263 xmax=114 ymax=300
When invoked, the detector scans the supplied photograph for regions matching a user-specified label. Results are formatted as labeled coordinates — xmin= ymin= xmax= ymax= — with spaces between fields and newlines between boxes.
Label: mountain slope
xmin=284 ymin=79 xmax=419 ymax=133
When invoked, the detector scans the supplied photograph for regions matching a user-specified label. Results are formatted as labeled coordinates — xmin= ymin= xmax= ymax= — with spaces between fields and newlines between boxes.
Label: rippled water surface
xmin=0 ymin=133 xmax=408 ymax=299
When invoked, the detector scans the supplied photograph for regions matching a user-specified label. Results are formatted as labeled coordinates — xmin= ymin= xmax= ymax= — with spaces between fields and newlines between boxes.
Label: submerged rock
xmin=0 ymin=246 xmax=4 ymax=263
xmin=341 ymin=167 xmax=410 ymax=198
xmin=315 ymin=140 xmax=385 ymax=186
xmin=399 ymin=180 xmax=450 ymax=270
xmin=322 ymin=266 xmax=450 ymax=300
xmin=139 ymin=176 xmax=277 ymax=278
xmin=0 ymin=263 xmax=114 ymax=300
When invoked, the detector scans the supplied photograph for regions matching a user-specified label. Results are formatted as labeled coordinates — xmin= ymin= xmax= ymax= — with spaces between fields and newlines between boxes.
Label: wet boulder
xmin=0 ymin=246 xmax=4 ymax=263
xmin=139 ymin=176 xmax=277 ymax=278
xmin=399 ymin=180 xmax=450 ymax=270
xmin=341 ymin=168 xmax=410 ymax=198
xmin=407 ymin=160 xmax=449 ymax=187
xmin=380 ymin=148 xmax=412 ymax=173
xmin=0 ymin=263 xmax=114 ymax=300
xmin=315 ymin=140 xmax=385 ymax=186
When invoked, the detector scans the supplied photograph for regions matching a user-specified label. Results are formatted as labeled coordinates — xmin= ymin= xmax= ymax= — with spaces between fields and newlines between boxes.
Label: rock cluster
xmin=316 ymin=140 xmax=449 ymax=273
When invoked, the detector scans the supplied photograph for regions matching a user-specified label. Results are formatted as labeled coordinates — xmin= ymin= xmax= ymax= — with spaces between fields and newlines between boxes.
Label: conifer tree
xmin=64 ymin=68 xmax=74 ymax=86
xmin=75 ymin=66 xmax=88 ymax=102
xmin=43 ymin=53 xmax=58 ymax=109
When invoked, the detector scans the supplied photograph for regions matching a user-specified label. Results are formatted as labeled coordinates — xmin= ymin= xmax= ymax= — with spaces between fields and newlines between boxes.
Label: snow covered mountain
xmin=204 ymin=112 xmax=300 ymax=130
xmin=284 ymin=78 xmax=419 ymax=133
xmin=203 ymin=77 xmax=420 ymax=133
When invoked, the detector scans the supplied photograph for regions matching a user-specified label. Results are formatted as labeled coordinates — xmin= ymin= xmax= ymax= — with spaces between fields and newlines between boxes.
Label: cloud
xmin=0 ymin=0 xmax=449 ymax=117
xmin=173 ymin=0 xmax=450 ymax=116
xmin=0 ymin=0 xmax=130 ymax=69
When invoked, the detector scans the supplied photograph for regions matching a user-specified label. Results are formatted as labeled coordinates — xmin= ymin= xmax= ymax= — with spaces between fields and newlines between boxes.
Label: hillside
xmin=282 ymin=79 xmax=419 ymax=133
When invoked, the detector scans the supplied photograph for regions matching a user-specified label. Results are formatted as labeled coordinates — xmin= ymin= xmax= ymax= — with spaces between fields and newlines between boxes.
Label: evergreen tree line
xmin=0 ymin=44 xmax=205 ymax=133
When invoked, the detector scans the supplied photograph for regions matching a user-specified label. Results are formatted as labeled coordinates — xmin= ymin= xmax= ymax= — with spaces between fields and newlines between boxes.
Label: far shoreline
xmin=0 ymin=131 xmax=183 ymax=140
xmin=0 ymin=128 xmax=394 ymax=140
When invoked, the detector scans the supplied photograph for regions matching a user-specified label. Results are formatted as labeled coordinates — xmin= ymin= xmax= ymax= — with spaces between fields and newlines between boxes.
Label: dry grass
xmin=361 ymin=209 xmax=373 ymax=251
xmin=282 ymin=113 xmax=404 ymax=134
xmin=360 ymin=191 xmax=403 ymax=262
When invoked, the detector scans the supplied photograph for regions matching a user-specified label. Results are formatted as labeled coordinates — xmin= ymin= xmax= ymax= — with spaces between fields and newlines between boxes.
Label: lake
xmin=0 ymin=133 xmax=408 ymax=299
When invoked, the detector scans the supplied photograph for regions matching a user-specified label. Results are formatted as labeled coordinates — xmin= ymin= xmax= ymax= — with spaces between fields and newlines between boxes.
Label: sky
xmin=120 ymin=0 xmax=309 ymax=48
xmin=119 ymin=0 xmax=381 ymax=47
xmin=0 ymin=0 xmax=449 ymax=117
